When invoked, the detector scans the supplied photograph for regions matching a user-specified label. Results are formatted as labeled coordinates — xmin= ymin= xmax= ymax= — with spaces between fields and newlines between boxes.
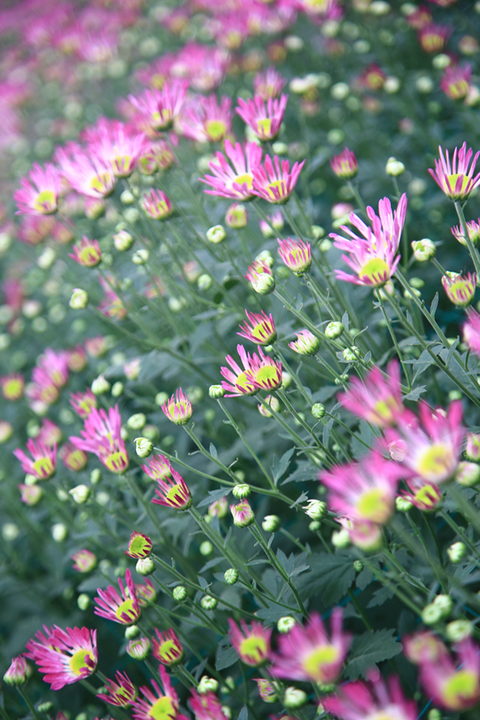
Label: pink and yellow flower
xmin=463 ymin=307 xmax=480 ymax=356
xmin=401 ymin=477 xmax=443 ymax=511
xmin=94 ymin=568 xmax=141 ymax=625
xmin=132 ymin=665 xmax=188 ymax=720
xmin=338 ymin=360 xmax=405 ymax=427
xmin=270 ymin=610 xmax=351 ymax=684
xmin=143 ymin=454 xmax=192 ymax=509
xmin=237 ymin=310 xmax=276 ymax=345
xmin=236 ymin=94 xmax=288 ymax=142
xmin=25 ymin=625 xmax=97 ymax=691
xmin=441 ymin=271 xmax=476 ymax=307
xmin=277 ymin=237 xmax=311 ymax=275
xmin=201 ymin=140 xmax=263 ymax=201
xmin=126 ymin=531 xmax=153 ymax=559
xmin=13 ymin=439 xmax=57 ymax=480
xmin=70 ymin=389 xmax=97 ymax=418
xmin=69 ymin=405 xmax=129 ymax=474
xmin=228 ymin=619 xmax=271 ymax=666
xmin=1 ymin=373 xmax=25 ymax=401
xmin=152 ymin=628 xmax=184 ymax=666
xmin=161 ymin=388 xmax=192 ymax=425
xmin=441 ymin=64 xmax=472 ymax=101
xmin=220 ymin=345 xmax=282 ymax=396
xmin=245 ymin=260 xmax=275 ymax=294
xmin=289 ymin=330 xmax=320 ymax=356
xmin=85 ymin=118 xmax=147 ymax=177
xmin=60 ymin=443 xmax=88 ymax=471
xmin=329 ymin=194 xmax=407 ymax=287
xmin=252 ymin=155 xmax=305 ymax=204
xmin=56 ymin=146 xmax=116 ymax=199
xmin=451 ymin=218 xmax=480 ymax=246
xmin=14 ymin=163 xmax=60 ymax=216
xmin=189 ymin=689 xmax=230 ymax=720
xmin=428 ymin=142 xmax=480 ymax=200
xmin=19 ymin=484 xmax=42 ymax=506
xmin=98 ymin=671 xmax=137 ymax=707
xmin=71 ymin=549 xmax=97 ymax=573
xmin=178 ymin=95 xmax=232 ymax=143
xmin=69 ymin=237 xmax=102 ymax=267
xmin=418 ymin=22 xmax=452 ymax=53
xmin=129 ymin=82 xmax=188 ymax=133
xmin=254 ymin=68 xmax=286 ymax=100
xmin=330 ymin=148 xmax=358 ymax=180
xmin=142 ymin=189 xmax=173 ymax=220
xmin=323 ymin=672 xmax=418 ymax=720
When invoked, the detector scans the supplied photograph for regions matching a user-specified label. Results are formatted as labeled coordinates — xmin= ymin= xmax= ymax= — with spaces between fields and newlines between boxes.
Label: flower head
xmin=401 ymin=477 xmax=443 ymax=511
xmin=162 ymin=388 xmax=192 ymax=425
xmin=143 ymin=454 xmax=192 ymax=509
xmin=132 ymin=665 xmax=187 ymax=720
xmin=85 ymin=118 xmax=147 ymax=177
xmin=14 ymin=163 xmax=60 ymax=216
xmin=245 ymin=261 xmax=275 ymax=294
xmin=441 ymin=64 xmax=472 ymax=100
xmin=142 ymin=189 xmax=173 ymax=220
xmin=418 ymin=22 xmax=452 ymax=53
xmin=451 ymin=218 xmax=480 ymax=246
xmin=19 ymin=484 xmax=42 ymax=506
xmin=25 ymin=625 xmax=97 ymax=691
xmin=289 ymin=330 xmax=320 ymax=356
xmin=237 ymin=310 xmax=276 ymax=345
xmin=71 ymin=550 xmax=97 ymax=573
xmin=1 ymin=373 xmax=25 ymax=401
xmin=338 ymin=360 xmax=405 ymax=427
xmin=230 ymin=500 xmax=255 ymax=527
xmin=99 ymin=671 xmax=137 ymax=707
xmin=220 ymin=345 xmax=282 ymax=397
xmin=252 ymin=154 xmax=305 ymax=204
xmin=229 ymin=619 xmax=271 ymax=666
xmin=254 ymin=68 xmax=286 ymax=100
xmin=330 ymin=194 xmax=407 ymax=287
xmin=201 ymin=140 xmax=263 ymax=201
xmin=178 ymin=95 xmax=232 ymax=143
xmin=236 ymin=94 xmax=288 ymax=142
xmin=126 ymin=531 xmax=153 ymax=559
xmin=94 ymin=568 xmax=141 ymax=625
xmin=3 ymin=656 xmax=29 ymax=686
xmin=69 ymin=405 xmax=129 ymax=473
xmin=56 ymin=146 xmax=116 ymax=199
xmin=189 ymin=689 xmax=229 ymax=720
xmin=277 ymin=237 xmax=311 ymax=275
xmin=429 ymin=143 xmax=480 ymax=200
xmin=270 ymin=610 xmax=351 ymax=684
xmin=463 ymin=308 xmax=480 ymax=356
xmin=152 ymin=628 xmax=184 ymax=666
xmin=323 ymin=672 xmax=418 ymax=720
xmin=442 ymin=271 xmax=476 ymax=307
xmin=69 ymin=237 xmax=102 ymax=267
xmin=129 ymin=82 xmax=188 ymax=133
xmin=70 ymin=389 xmax=97 ymax=418
xmin=13 ymin=439 xmax=57 ymax=480
xmin=330 ymin=148 xmax=358 ymax=180
xmin=60 ymin=443 xmax=88 ymax=471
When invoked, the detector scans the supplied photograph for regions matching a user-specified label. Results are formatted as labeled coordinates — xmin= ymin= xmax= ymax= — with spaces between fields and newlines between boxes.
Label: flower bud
xmin=303 ymin=499 xmax=327 ymax=519
xmin=69 ymin=484 xmax=90 ymax=504
xmin=230 ymin=500 xmax=254 ymax=527
xmin=226 ymin=203 xmax=248 ymax=229
xmin=325 ymin=321 xmax=344 ymax=339
xmin=224 ymin=568 xmax=239 ymax=585
xmin=277 ymin=616 xmax=296 ymax=633
xmin=125 ymin=625 xmax=140 ymax=640
xmin=136 ymin=557 xmax=155 ymax=576
xmin=281 ymin=372 xmax=292 ymax=389
xmin=289 ymin=329 xmax=320 ymax=355
xmin=77 ymin=593 xmax=90 ymax=610
xmin=111 ymin=381 xmax=124 ymax=397
xmin=343 ymin=346 xmax=360 ymax=362
xmin=70 ymin=288 xmax=88 ymax=309
xmin=456 ymin=461 xmax=480 ymax=486
xmin=37 ymin=704 xmax=53 ymax=713
xmin=255 ymin=678 xmax=278 ymax=703
xmin=385 ymin=157 xmax=405 ymax=176
xmin=232 ymin=484 xmax=251 ymax=499
xmin=198 ymin=677 xmax=219 ymax=694
xmin=283 ymin=688 xmax=307 ymax=709
xmin=201 ymin=595 xmax=218 ymax=610
xmin=422 ymin=603 xmax=443 ymax=625
xmin=354 ymin=560 xmax=364 ymax=572
xmin=433 ymin=593 xmax=453 ymax=618
xmin=331 ymin=528 xmax=350 ymax=548
xmin=127 ymin=413 xmax=147 ymax=430
xmin=262 ymin=515 xmax=281 ymax=532
xmin=135 ymin=437 xmax=154 ymax=458
xmin=51 ymin=523 xmax=68 ymax=542
xmin=200 ymin=541 xmax=213 ymax=556
xmin=206 ymin=225 xmax=226 ymax=244
xmin=427 ymin=710 xmax=441 ymax=720
xmin=173 ymin=585 xmax=187 ymax=602
xmin=447 ymin=541 xmax=467 ymax=563
xmin=445 ymin=619 xmax=473 ymax=642
xmin=412 ymin=238 xmax=436 ymax=262
xmin=126 ymin=637 xmax=151 ymax=660
xmin=396 ymin=496 xmax=413 ymax=512
xmin=209 ymin=384 xmax=225 ymax=399
xmin=113 ymin=230 xmax=134 ymax=251
xmin=311 ymin=403 xmax=326 ymax=419
xmin=3 ymin=657 xmax=29 ymax=686
xmin=197 ymin=274 xmax=212 ymax=291
xmin=91 ymin=375 xmax=110 ymax=395
xmin=132 ymin=249 xmax=149 ymax=265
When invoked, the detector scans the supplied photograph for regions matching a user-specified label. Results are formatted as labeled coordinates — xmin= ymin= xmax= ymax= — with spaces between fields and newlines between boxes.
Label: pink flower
xmin=69 ymin=236 xmax=102 ymax=267
xmin=38 ymin=348 xmax=69 ymax=388
xmin=228 ymin=619 xmax=271 ymax=666
xmin=270 ymin=610 xmax=351 ymax=683
xmin=95 ymin=568 xmax=141 ymax=625
xmin=85 ymin=118 xmax=147 ymax=177
xmin=14 ymin=163 xmax=60 ymax=216
xmin=129 ymin=81 xmax=188 ymax=133
xmin=451 ymin=218 xmax=480 ymax=246
xmin=463 ymin=308 xmax=480 ymax=356
xmin=277 ymin=237 xmax=311 ymax=274
xmin=237 ymin=310 xmax=276 ymax=345
xmin=330 ymin=194 xmax=407 ymax=287
xmin=428 ymin=143 xmax=480 ymax=200
xmin=71 ymin=550 xmax=97 ymax=573
xmin=98 ymin=670 xmax=137 ymax=707
xmin=70 ymin=389 xmax=97 ymax=418
xmin=338 ymin=360 xmax=405 ymax=427
xmin=289 ymin=329 xmax=320 ymax=356
xmin=60 ymin=443 xmax=88 ymax=472
xmin=69 ymin=405 xmax=129 ymax=474
xmin=254 ymin=67 xmax=286 ymax=100
xmin=132 ymin=665 xmax=188 ymax=720
xmin=323 ymin=672 xmax=418 ymax=720
xmin=441 ymin=271 xmax=476 ymax=307
xmin=178 ymin=95 xmax=232 ymax=143
xmin=142 ymin=455 xmax=192 ymax=509
xmin=236 ymin=93 xmax=288 ymax=141
xmin=201 ymin=140 xmax=263 ymax=200
xmin=3 ymin=656 xmax=29 ymax=686
xmin=418 ymin=23 xmax=452 ymax=53
xmin=13 ymin=439 xmax=57 ymax=480
xmin=189 ymin=690 xmax=229 ymax=720
xmin=401 ymin=477 xmax=443 ymax=511
xmin=252 ymin=154 xmax=305 ymax=204
xmin=56 ymin=146 xmax=116 ymax=199
xmin=230 ymin=500 xmax=255 ymax=527
xmin=161 ymin=388 xmax=192 ymax=425
xmin=125 ymin=531 xmax=153 ymax=559
xmin=330 ymin=147 xmax=358 ymax=180
xmin=441 ymin=64 xmax=472 ymax=100
xmin=220 ymin=345 xmax=282 ymax=396
xmin=152 ymin=628 xmax=184 ymax=666
xmin=244 ymin=260 xmax=275 ymax=294
xmin=320 ymin=451 xmax=403 ymax=525
xmin=25 ymin=626 xmax=97 ymax=691
xmin=142 ymin=189 xmax=173 ymax=220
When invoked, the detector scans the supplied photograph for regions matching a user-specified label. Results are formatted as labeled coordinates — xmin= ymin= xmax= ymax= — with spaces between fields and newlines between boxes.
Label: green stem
xmin=15 ymin=689 xmax=42 ymax=720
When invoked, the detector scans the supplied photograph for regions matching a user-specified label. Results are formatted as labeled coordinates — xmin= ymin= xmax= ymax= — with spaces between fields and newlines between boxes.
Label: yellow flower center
xmin=33 ymin=190 xmax=57 ymax=214
xmin=90 ymin=172 xmax=113 ymax=195
xmin=446 ymin=173 xmax=471 ymax=198
xmin=129 ymin=536 xmax=150 ymax=555
xmin=112 ymin=155 xmax=133 ymax=177
xmin=417 ymin=443 xmax=453 ymax=482
xmin=149 ymin=696 xmax=176 ymax=720
xmin=3 ymin=379 xmax=23 ymax=400
xmin=266 ymin=180 xmax=287 ymax=202
xmin=32 ymin=457 xmax=54 ymax=479
xmin=153 ymin=109 xmax=173 ymax=130
xmin=115 ymin=598 xmax=137 ymax=623
xmin=253 ymin=365 xmax=281 ymax=388
xmin=414 ymin=484 xmax=440 ymax=508
xmin=238 ymin=635 xmax=267 ymax=664
xmin=251 ymin=322 xmax=274 ymax=343
xmin=69 ymin=648 xmax=95 ymax=676
xmin=165 ymin=484 xmax=189 ymax=507
xmin=257 ymin=118 xmax=273 ymax=137
xmin=104 ymin=451 xmax=129 ymax=473
xmin=358 ymin=257 xmax=390 ymax=286
xmin=234 ymin=371 xmax=258 ymax=394
xmin=443 ymin=670 xmax=479 ymax=710
xmin=372 ymin=397 xmax=397 ymax=423
xmin=356 ymin=488 xmax=391 ymax=523
xmin=302 ymin=644 xmax=339 ymax=680
xmin=79 ymin=246 xmax=101 ymax=267
xmin=157 ymin=639 xmax=182 ymax=664
xmin=66 ymin=450 xmax=87 ymax=471
xmin=205 ymin=119 xmax=227 ymax=142
xmin=233 ymin=173 xmax=254 ymax=190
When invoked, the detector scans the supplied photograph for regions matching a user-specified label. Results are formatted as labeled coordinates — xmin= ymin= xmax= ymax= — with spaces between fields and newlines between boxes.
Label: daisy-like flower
xmin=323 ymin=672 xmax=418 ymax=720
xmin=463 ymin=308 xmax=480 ymax=356
xmin=451 ymin=218 xmax=480 ymax=246
xmin=320 ymin=451 xmax=403 ymax=525
xmin=229 ymin=619 xmax=271 ymax=666
xmin=429 ymin=143 xmax=480 ymax=201
xmin=14 ymin=163 xmax=60 ymax=216
xmin=236 ymin=94 xmax=288 ymax=142
xmin=178 ymin=95 xmax=232 ymax=143
xmin=289 ymin=329 xmax=320 ymax=356
xmin=162 ymin=388 xmax=192 ymax=425
xmin=132 ymin=665 xmax=188 ymax=720
xmin=71 ymin=549 xmax=97 ymax=573
xmin=277 ymin=237 xmax=311 ymax=275
xmin=98 ymin=670 xmax=137 ymax=707
xmin=86 ymin=119 xmax=147 ymax=178
xmin=330 ymin=148 xmax=358 ymax=180
xmin=98 ymin=276 xmax=127 ymax=321
xmin=237 ymin=310 xmax=277 ymax=345
xmin=67 ymin=346 xmax=88 ymax=372
xmin=330 ymin=194 xmax=407 ymax=287
xmin=270 ymin=610 xmax=351 ymax=684
xmin=252 ymin=154 xmax=305 ymax=204
xmin=254 ymin=679 xmax=278 ymax=703
xmin=129 ymin=82 xmax=188 ymax=133
xmin=254 ymin=67 xmax=286 ymax=100
xmin=69 ymin=237 xmax=102 ymax=267
xmin=444 ymin=272 xmax=477 ymax=309
xmin=142 ymin=189 xmax=173 ymax=220
xmin=403 ymin=630 xmax=448 ymax=664
xmin=19 ymin=484 xmax=42 ymax=506
xmin=384 ymin=401 xmax=464 ymax=485
xmin=69 ymin=405 xmax=129 ymax=474
xmin=37 ymin=419 xmax=62 ymax=447
xmin=245 ymin=260 xmax=275 ymax=294
xmin=56 ymin=146 xmax=116 ymax=199
xmin=190 ymin=689 xmax=230 ymax=720
xmin=25 ymin=625 xmax=97 ymax=691
xmin=60 ymin=443 xmax=88 ymax=472
xmin=201 ymin=140 xmax=263 ymax=201
xmin=13 ymin=439 xmax=57 ymax=480
xmin=152 ymin=628 xmax=184 ymax=666
xmin=95 ymin=568 xmax=141 ymax=625
xmin=125 ymin=531 xmax=153 ymax=559
xmin=220 ymin=345 xmax=282 ymax=397
xmin=1 ymin=372 xmax=25 ymax=400
xmin=38 ymin=348 xmax=69 ymax=388
xmin=70 ymin=389 xmax=97 ymax=418
xmin=441 ymin=64 xmax=472 ymax=101
xmin=338 ymin=359 xmax=405 ymax=427
xmin=143 ymin=454 xmax=191 ymax=509
xmin=418 ymin=23 xmax=452 ymax=53
xmin=401 ymin=477 xmax=443 ymax=511
xmin=136 ymin=578 xmax=157 ymax=607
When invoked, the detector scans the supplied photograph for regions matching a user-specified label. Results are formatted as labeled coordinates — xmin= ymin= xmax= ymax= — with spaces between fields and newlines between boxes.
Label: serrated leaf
xmin=367 ymin=586 xmax=394 ymax=608
xmin=272 ymin=448 xmax=295 ymax=484
xmin=323 ymin=418 xmax=334 ymax=447
xmin=296 ymin=552 xmax=356 ymax=605
xmin=344 ymin=629 xmax=402 ymax=680
xmin=197 ymin=488 xmax=230 ymax=508
xmin=215 ymin=644 xmax=238 ymax=671
xmin=403 ymin=385 xmax=426 ymax=401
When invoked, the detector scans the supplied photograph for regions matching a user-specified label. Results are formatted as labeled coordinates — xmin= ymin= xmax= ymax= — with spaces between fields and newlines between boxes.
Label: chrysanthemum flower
xmin=254 ymin=678 xmax=277 ymax=703
xmin=136 ymin=578 xmax=157 ymax=606
xmin=289 ymin=329 xmax=319 ymax=356
xmin=252 ymin=155 xmax=305 ymax=204
xmin=403 ymin=630 xmax=448 ymax=664
xmin=189 ymin=689 xmax=230 ymax=720
xmin=418 ymin=22 xmax=452 ymax=53
xmin=384 ymin=401 xmax=464 ymax=484
xmin=85 ymin=118 xmax=147 ymax=177
xmin=330 ymin=148 xmax=358 ymax=180
xmin=236 ymin=94 xmax=288 ymax=142
xmin=323 ymin=672 xmax=418 ymax=720
xmin=142 ymin=189 xmax=173 ymax=220
xmin=152 ymin=628 xmax=184 ymax=666
xmin=1 ymin=372 xmax=25 ymax=400
xmin=178 ymin=95 xmax=232 ymax=143
xmin=94 ymin=568 xmax=141 ymax=625
xmin=245 ymin=260 xmax=275 ymax=294
xmin=161 ymin=388 xmax=192 ymax=425
xmin=38 ymin=348 xmax=69 ymax=388
xmin=14 ymin=163 xmax=60 ymax=216
xmin=98 ymin=670 xmax=137 ymax=707
xmin=71 ymin=549 xmax=97 ymax=573
xmin=441 ymin=64 xmax=472 ymax=100
xmin=143 ymin=454 xmax=192 ymax=509
xmin=98 ymin=276 xmax=127 ymax=321
xmin=129 ymin=82 xmax=188 ymax=134
xmin=70 ymin=389 xmax=97 ymax=418
xmin=401 ymin=478 xmax=443 ymax=511
xmin=230 ymin=500 xmax=255 ymax=527
xmin=277 ymin=237 xmax=311 ymax=275
xmin=463 ymin=308 xmax=480 ymax=356
xmin=320 ymin=451 xmax=403 ymax=525
xmin=451 ymin=218 xmax=480 ymax=246
xmin=201 ymin=140 xmax=263 ymax=201
xmin=126 ymin=531 xmax=153 ymax=559
xmin=229 ymin=619 xmax=271 ymax=666
xmin=3 ymin=656 xmax=29 ymax=686
xmin=429 ymin=143 xmax=480 ymax=200
xmin=132 ymin=665 xmax=188 ymax=720
xmin=329 ymin=194 xmax=407 ymax=287
xmin=13 ymin=439 xmax=57 ymax=480
xmin=69 ymin=237 xmax=102 ymax=268
xmin=67 ymin=345 xmax=88 ymax=372
xmin=60 ymin=443 xmax=88 ymax=471
xmin=441 ymin=271 xmax=476 ymax=307
xmin=56 ymin=146 xmax=116 ymax=199
xmin=69 ymin=405 xmax=129 ymax=473
xmin=338 ymin=360 xmax=405 ymax=427
xmin=237 ymin=310 xmax=277 ymax=345
xmin=270 ymin=610 xmax=351 ymax=684
xmin=25 ymin=625 xmax=97 ymax=691
xmin=19 ymin=484 xmax=42 ymax=506
xmin=220 ymin=345 xmax=282 ymax=396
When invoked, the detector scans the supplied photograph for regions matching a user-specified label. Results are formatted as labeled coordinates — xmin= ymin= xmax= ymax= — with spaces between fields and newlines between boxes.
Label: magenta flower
xmin=403 ymin=630 xmax=448 ymax=664
xmin=220 ymin=345 xmax=282 ymax=397
xmin=441 ymin=271 xmax=476 ymax=307
xmin=401 ymin=477 xmax=443 ymax=511
xmin=323 ymin=672 xmax=418 ymax=720
xmin=330 ymin=147 xmax=358 ymax=180
xmin=86 ymin=118 xmax=147 ymax=177
xmin=25 ymin=625 xmax=97 ymax=691
xmin=289 ymin=330 xmax=320 ymax=356
xmin=201 ymin=140 xmax=263 ymax=201
xmin=463 ymin=308 xmax=480 ymax=356
xmin=451 ymin=218 xmax=480 ymax=246
xmin=95 ymin=568 xmax=141 ymax=625
xmin=252 ymin=154 xmax=305 ymax=204
xmin=330 ymin=194 xmax=407 ymax=287
xmin=254 ymin=67 xmax=286 ymax=100
xmin=142 ymin=189 xmax=173 ymax=220
xmin=13 ymin=439 xmax=57 ymax=480
xmin=132 ymin=665 xmax=188 ymax=720
xmin=56 ymin=146 xmax=116 ymax=198
xmin=236 ymin=93 xmax=288 ymax=142
xmin=70 ymin=389 xmax=97 ymax=418
xmin=418 ymin=22 xmax=452 ymax=53
xmin=320 ymin=451 xmax=403 ymax=525
xmin=428 ymin=143 xmax=480 ymax=200
xmin=228 ymin=619 xmax=271 ymax=666
xmin=152 ymin=628 xmax=184 ymax=666
xmin=125 ymin=531 xmax=153 ymax=559
xmin=69 ymin=405 xmax=129 ymax=474
xmin=71 ymin=549 xmax=97 ymax=573
xmin=162 ymin=388 xmax=192 ymax=425
xmin=19 ymin=484 xmax=42 ymax=506
xmin=143 ymin=455 xmax=191 ymax=509
xmin=230 ymin=500 xmax=255 ymax=527
xmin=69 ymin=236 xmax=102 ymax=267
xmin=338 ymin=359 xmax=405 ymax=427
xmin=277 ymin=237 xmax=311 ymax=274
xmin=98 ymin=671 xmax=137 ymax=707
xmin=441 ymin=64 xmax=472 ymax=100
xmin=135 ymin=578 xmax=157 ymax=607
xmin=129 ymin=81 xmax=188 ymax=132
xmin=237 ymin=310 xmax=276 ymax=345
xmin=3 ymin=656 xmax=29 ymax=686
xmin=189 ymin=689 xmax=229 ymax=720
xmin=38 ymin=348 xmax=69 ymax=388
xmin=270 ymin=610 xmax=351 ymax=684
xmin=244 ymin=260 xmax=275 ymax=294
xmin=14 ymin=163 xmax=60 ymax=216
xmin=178 ymin=95 xmax=232 ymax=143
xmin=60 ymin=443 xmax=88 ymax=472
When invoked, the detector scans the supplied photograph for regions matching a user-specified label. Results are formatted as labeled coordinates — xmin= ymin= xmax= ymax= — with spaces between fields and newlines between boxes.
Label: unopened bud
xmin=70 ymin=288 xmax=88 ymax=309
xmin=446 ymin=619 xmax=473 ymax=642
xmin=114 ymin=230 xmax=134 ymax=251
xmin=412 ymin=238 xmax=436 ymax=262
xmin=386 ymin=157 xmax=405 ymax=176
xmin=277 ymin=616 xmax=296 ymax=633
xmin=135 ymin=437 xmax=154 ymax=458
xmin=125 ymin=625 xmax=140 ymax=639
xmin=111 ymin=381 xmax=124 ymax=397
xmin=281 ymin=372 xmax=292 ymax=389
xmin=283 ymin=688 xmax=307 ymax=709
xmin=206 ymin=225 xmax=226 ymax=244
xmin=354 ymin=560 xmax=364 ymax=572
xmin=311 ymin=403 xmax=326 ymax=419
xmin=422 ymin=603 xmax=443 ymax=625
xmin=343 ymin=346 xmax=360 ymax=362
xmin=325 ymin=321 xmax=344 ymax=339
xmin=396 ymin=496 xmax=413 ymax=512
xmin=456 ymin=461 xmax=480 ymax=486
xmin=77 ymin=593 xmax=90 ymax=610
xmin=209 ymin=384 xmax=225 ymax=399
xmin=173 ymin=585 xmax=187 ymax=602
xmin=303 ymin=500 xmax=327 ymax=519
xmin=233 ymin=484 xmax=251 ymax=499
xmin=225 ymin=203 xmax=248 ymax=229
xmin=198 ymin=677 xmax=219 ymax=694
xmin=252 ymin=273 xmax=275 ymax=295
xmin=52 ymin=523 xmax=68 ymax=542
xmin=262 ymin=515 xmax=280 ymax=532
xmin=433 ymin=593 xmax=453 ymax=618
xmin=447 ymin=541 xmax=467 ymax=563
xmin=91 ymin=375 xmax=110 ymax=395
xmin=197 ymin=274 xmax=212 ymax=291
xmin=136 ymin=557 xmax=155 ymax=576
xmin=200 ymin=541 xmax=213 ymax=556
xmin=126 ymin=637 xmax=151 ymax=660
xmin=127 ymin=413 xmax=146 ymax=430
xmin=132 ymin=249 xmax=149 ymax=265
xmin=331 ymin=528 xmax=350 ymax=548
xmin=224 ymin=568 xmax=239 ymax=585
xmin=69 ymin=484 xmax=90 ymax=504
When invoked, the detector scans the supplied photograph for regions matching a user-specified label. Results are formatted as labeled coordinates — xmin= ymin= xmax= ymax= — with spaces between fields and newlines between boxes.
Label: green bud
xmin=304 ymin=500 xmax=327 ymax=519
xmin=173 ymin=586 xmax=187 ymax=602
xmin=90 ymin=468 xmax=101 ymax=485
xmin=309 ymin=520 xmax=322 ymax=532
xmin=319 ymin=239 xmax=332 ymax=252
xmin=197 ymin=274 xmax=212 ymax=291
xmin=111 ymin=381 xmax=124 ymax=397
xmin=232 ymin=484 xmax=251 ymax=499
xmin=353 ymin=560 xmax=364 ymax=572
xmin=37 ymin=703 xmax=54 ymax=712
xmin=206 ymin=225 xmax=226 ymax=244
xmin=77 ymin=593 xmax=90 ymax=610
xmin=200 ymin=541 xmax=213 ymax=556
xmin=396 ymin=496 xmax=412 ymax=512
xmin=445 ymin=619 xmax=473 ymax=642
xmin=262 ymin=515 xmax=281 ymax=532
xmin=325 ymin=321 xmax=344 ymax=339
xmin=224 ymin=568 xmax=239 ymax=585
xmin=128 ymin=413 xmax=146 ymax=430
xmin=201 ymin=595 xmax=218 ymax=611
xmin=125 ymin=625 xmax=140 ymax=639
xmin=113 ymin=230 xmax=134 ymax=251
xmin=126 ymin=637 xmax=151 ymax=660
xmin=198 ymin=677 xmax=219 ymax=694
xmin=385 ymin=157 xmax=405 ymax=176
xmin=70 ymin=288 xmax=88 ymax=309
xmin=277 ymin=616 xmax=296 ymax=633
xmin=135 ymin=437 xmax=154 ymax=458
xmin=427 ymin=709 xmax=442 ymax=720
xmin=91 ymin=375 xmax=110 ymax=395
xmin=136 ymin=557 xmax=155 ymax=576
xmin=311 ymin=403 xmax=326 ymax=419
xmin=331 ymin=528 xmax=350 ymax=548
xmin=209 ymin=384 xmax=225 ymax=399
xmin=132 ymin=249 xmax=149 ymax=264
xmin=447 ymin=541 xmax=467 ymax=563
xmin=281 ymin=372 xmax=292 ymax=389
xmin=69 ymin=484 xmax=90 ymax=504
xmin=433 ymin=593 xmax=453 ymax=618
xmin=283 ymin=687 xmax=307 ymax=709
xmin=343 ymin=346 xmax=360 ymax=362
xmin=422 ymin=603 xmax=443 ymax=626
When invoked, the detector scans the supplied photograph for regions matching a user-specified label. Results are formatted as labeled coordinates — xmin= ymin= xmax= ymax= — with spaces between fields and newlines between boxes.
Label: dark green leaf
xmin=344 ymin=629 xmax=402 ymax=680
xmin=296 ymin=552 xmax=356 ymax=605
xmin=197 ymin=488 xmax=231 ymax=508
xmin=215 ymin=644 xmax=238 ymax=671
xmin=272 ymin=448 xmax=295 ymax=484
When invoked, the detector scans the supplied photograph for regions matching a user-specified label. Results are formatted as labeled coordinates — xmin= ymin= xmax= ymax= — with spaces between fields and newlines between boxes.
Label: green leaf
xmin=197 ymin=488 xmax=230 ymax=508
xmin=344 ymin=629 xmax=402 ymax=680
xmin=215 ymin=643 xmax=238 ymax=671
xmin=296 ymin=552 xmax=356 ymax=605
xmin=238 ymin=706 xmax=248 ymax=720
xmin=271 ymin=448 xmax=295 ymax=484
